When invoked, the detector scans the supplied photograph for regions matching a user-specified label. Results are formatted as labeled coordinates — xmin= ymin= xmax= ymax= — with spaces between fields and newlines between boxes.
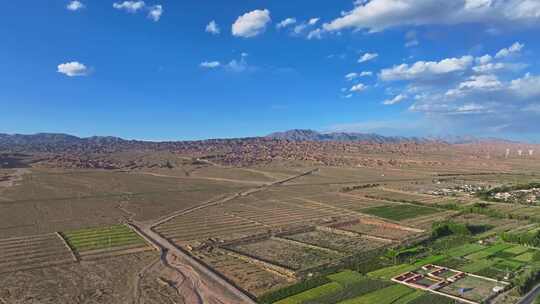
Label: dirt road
xmin=129 ymin=168 xmax=318 ymax=304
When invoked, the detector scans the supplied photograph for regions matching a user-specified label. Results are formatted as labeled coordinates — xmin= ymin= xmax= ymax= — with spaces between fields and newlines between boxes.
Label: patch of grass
xmin=327 ymin=270 xmax=365 ymax=285
xmin=460 ymin=258 xmax=497 ymax=273
xmin=408 ymin=293 xmax=455 ymax=304
xmin=494 ymin=259 xmax=524 ymax=271
xmin=362 ymin=204 xmax=440 ymax=221
xmin=476 ymin=267 xmax=507 ymax=280
xmin=274 ymin=282 xmax=344 ymax=304
xmin=63 ymin=224 xmax=146 ymax=252
xmin=304 ymin=276 xmax=392 ymax=304
xmin=447 ymin=243 xmax=485 ymax=257
xmin=337 ymin=284 xmax=414 ymax=304
xmin=504 ymin=245 xmax=530 ymax=255
xmin=367 ymin=264 xmax=416 ymax=280
xmin=392 ymin=290 xmax=425 ymax=304
xmin=438 ymin=257 xmax=468 ymax=269
xmin=515 ymin=252 xmax=535 ymax=262
xmin=413 ymin=255 xmax=445 ymax=267
xmin=465 ymin=243 xmax=512 ymax=260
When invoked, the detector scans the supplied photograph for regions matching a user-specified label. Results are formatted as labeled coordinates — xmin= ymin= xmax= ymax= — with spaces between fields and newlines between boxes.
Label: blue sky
xmin=2 ymin=1 xmax=540 ymax=141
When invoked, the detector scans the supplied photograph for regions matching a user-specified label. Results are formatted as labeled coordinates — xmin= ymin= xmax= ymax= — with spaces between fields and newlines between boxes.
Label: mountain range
xmin=0 ymin=130 xmax=521 ymax=152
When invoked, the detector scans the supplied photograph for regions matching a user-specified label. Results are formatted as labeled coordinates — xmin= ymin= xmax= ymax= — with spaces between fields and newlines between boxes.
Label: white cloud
xmin=113 ymin=1 xmax=145 ymax=13
xmin=232 ymin=9 xmax=271 ymax=38
xmin=472 ymin=62 xmax=506 ymax=73
xmin=380 ymin=56 xmax=473 ymax=81
xmin=345 ymin=71 xmax=372 ymax=81
xmin=277 ymin=18 xmax=296 ymax=29
xmin=350 ymin=83 xmax=367 ymax=92
xmin=383 ymin=94 xmax=407 ymax=105
xmin=475 ymin=54 xmax=493 ymax=65
xmin=200 ymin=61 xmax=221 ymax=68
xmin=147 ymin=5 xmax=162 ymax=22
xmin=57 ymin=61 xmax=89 ymax=77
xmin=358 ymin=52 xmax=378 ymax=63
xmin=67 ymin=1 xmax=85 ymax=11
xmin=307 ymin=29 xmax=323 ymax=40
xmin=345 ymin=73 xmax=358 ymax=81
xmin=308 ymin=18 xmax=320 ymax=25
xmin=495 ymin=42 xmax=525 ymax=58
xmin=322 ymin=0 xmax=540 ymax=34
xmin=200 ymin=54 xmax=253 ymax=72
xmin=510 ymin=73 xmax=540 ymax=98
xmin=206 ymin=20 xmax=220 ymax=34
xmin=404 ymin=30 xmax=419 ymax=47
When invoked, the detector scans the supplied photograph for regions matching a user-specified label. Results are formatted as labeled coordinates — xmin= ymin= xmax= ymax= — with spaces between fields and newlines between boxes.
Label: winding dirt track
xmin=130 ymin=168 xmax=319 ymax=304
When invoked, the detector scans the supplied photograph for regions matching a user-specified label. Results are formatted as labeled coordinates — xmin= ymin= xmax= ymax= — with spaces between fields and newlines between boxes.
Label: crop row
xmin=0 ymin=233 xmax=75 ymax=274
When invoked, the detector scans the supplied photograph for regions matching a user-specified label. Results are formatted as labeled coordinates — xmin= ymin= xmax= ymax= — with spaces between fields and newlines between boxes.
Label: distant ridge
xmin=0 ymin=130 xmax=525 ymax=153
xmin=266 ymin=129 xmax=429 ymax=143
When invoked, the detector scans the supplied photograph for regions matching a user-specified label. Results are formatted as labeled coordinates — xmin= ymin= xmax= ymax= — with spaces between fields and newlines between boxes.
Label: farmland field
xmin=361 ymin=204 xmax=440 ymax=221
xmin=340 ymin=220 xmax=421 ymax=240
xmin=228 ymin=238 xmax=345 ymax=270
xmin=0 ymin=233 xmax=75 ymax=274
xmin=62 ymin=224 xmax=152 ymax=260
xmin=193 ymin=248 xmax=290 ymax=297
xmin=283 ymin=229 xmax=388 ymax=253
xmin=337 ymin=284 xmax=414 ymax=304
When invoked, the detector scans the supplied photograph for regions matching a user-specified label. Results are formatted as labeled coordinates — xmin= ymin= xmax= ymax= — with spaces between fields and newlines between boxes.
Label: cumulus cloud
xmin=358 ymin=52 xmax=378 ymax=63
xmin=350 ymin=83 xmax=368 ymax=92
xmin=307 ymin=29 xmax=323 ymax=40
xmin=206 ymin=20 xmax=220 ymax=34
xmin=373 ymin=40 xmax=539 ymax=135
xmin=345 ymin=71 xmax=373 ymax=81
xmin=277 ymin=18 xmax=296 ymax=29
xmin=495 ymin=42 xmax=524 ymax=58
xmin=308 ymin=18 xmax=320 ymax=25
xmin=147 ymin=5 xmax=162 ymax=21
xmin=67 ymin=1 xmax=85 ymax=11
xmin=232 ymin=9 xmax=271 ymax=38
xmin=200 ymin=61 xmax=221 ymax=68
xmin=113 ymin=1 xmax=145 ymax=13
xmin=380 ymin=56 xmax=473 ymax=81
xmin=57 ymin=61 xmax=89 ymax=77
xmin=383 ymin=94 xmax=407 ymax=105
xmin=113 ymin=1 xmax=162 ymax=21
xmin=322 ymin=0 xmax=540 ymax=34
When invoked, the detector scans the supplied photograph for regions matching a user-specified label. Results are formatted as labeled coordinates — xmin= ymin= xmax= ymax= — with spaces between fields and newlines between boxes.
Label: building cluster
xmin=492 ymin=188 xmax=540 ymax=204
xmin=429 ymin=184 xmax=486 ymax=197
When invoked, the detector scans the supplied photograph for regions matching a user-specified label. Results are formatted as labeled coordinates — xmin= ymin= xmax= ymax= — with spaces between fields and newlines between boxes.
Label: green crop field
xmin=465 ymin=243 xmax=513 ymax=260
xmin=408 ymin=293 xmax=455 ymax=304
xmin=327 ymin=270 xmax=366 ymax=285
xmin=274 ymin=282 xmax=343 ymax=304
xmin=514 ymin=251 xmax=535 ymax=262
xmin=503 ymin=245 xmax=530 ymax=255
xmin=367 ymin=264 xmax=416 ymax=280
xmin=447 ymin=243 xmax=485 ymax=258
xmin=392 ymin=290 xmax=425 ymax=304
xmin=494 ymin=259 xmax=524 ymax=271
xmin=361 ymin=204 xmax=440 ymax=221
xmin=460 ymin=258 xmax=497 ymax=273
xmin=303 ymin=273 xmax=392 ymax=304
xmin=337 ymin=284 xmax=413 ymax=304
xmin=413 ymin=255 xmax=445 ymax=267
xmin=63 ymin=224 xmax=146 ymax=252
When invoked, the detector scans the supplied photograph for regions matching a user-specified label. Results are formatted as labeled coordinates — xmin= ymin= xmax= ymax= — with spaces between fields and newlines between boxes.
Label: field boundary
xmin=55 ymin=232 xmax=79 ymax=262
